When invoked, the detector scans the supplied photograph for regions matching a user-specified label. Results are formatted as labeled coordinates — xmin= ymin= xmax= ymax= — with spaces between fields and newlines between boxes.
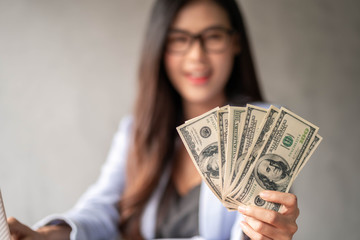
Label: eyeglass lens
xmin=166 ymin=27 xmax=233 ymax=53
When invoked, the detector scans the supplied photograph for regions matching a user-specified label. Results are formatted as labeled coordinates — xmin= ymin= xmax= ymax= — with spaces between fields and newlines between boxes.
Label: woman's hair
xmin=118 ymin=0 xmax=263 ymax=239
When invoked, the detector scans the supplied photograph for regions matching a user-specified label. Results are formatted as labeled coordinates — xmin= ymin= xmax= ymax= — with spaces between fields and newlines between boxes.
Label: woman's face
xmin=164 ymin=0 xmax=239 ymax=106
xmin=258 ymin=159 xmax=283 ymax=182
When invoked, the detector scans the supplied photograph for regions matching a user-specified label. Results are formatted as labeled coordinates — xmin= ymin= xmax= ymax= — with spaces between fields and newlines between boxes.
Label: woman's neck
xmin=182 ymin=96 xmax=227 ymax=120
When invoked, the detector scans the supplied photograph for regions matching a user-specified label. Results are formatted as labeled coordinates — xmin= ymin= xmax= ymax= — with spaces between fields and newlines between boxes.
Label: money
xmin=177 ymin=107 xmax=223 ymax=201
xmin=293 ymin=134 xmax=322 ymax=180
xmin=223 ymin=107 xmax=246 ymax=194
xmin=217 ymin=107 xmax=229 ymax=192
xmin=228 ymin=106 xmax=280 ymax=197
xmin=228 ymin=105 xmax=268 ymax=192
xmin=231 ymin=107 xmax=319 ymax=211
xmin=0 ymin=190 xmax=11 ymax=240
xmin=177 ymin=104 xmax=322 ymax=211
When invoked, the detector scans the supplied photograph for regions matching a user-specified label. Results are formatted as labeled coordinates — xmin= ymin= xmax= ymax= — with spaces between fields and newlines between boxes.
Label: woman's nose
xmin=186 ymin=38 xmax=207 ymax=61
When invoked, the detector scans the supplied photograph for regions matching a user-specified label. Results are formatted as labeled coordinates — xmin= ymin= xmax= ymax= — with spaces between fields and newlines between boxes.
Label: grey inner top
xmin=155 ymin=180 xmax=201 ymax=238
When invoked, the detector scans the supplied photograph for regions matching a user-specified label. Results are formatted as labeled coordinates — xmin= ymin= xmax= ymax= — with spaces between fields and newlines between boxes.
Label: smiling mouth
xmin=186 ymin=71 xmax=211 ymax=85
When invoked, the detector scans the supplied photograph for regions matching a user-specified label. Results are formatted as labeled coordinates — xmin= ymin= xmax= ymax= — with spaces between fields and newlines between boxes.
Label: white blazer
xmin=34 ymin=116 xmax=244 ymax=240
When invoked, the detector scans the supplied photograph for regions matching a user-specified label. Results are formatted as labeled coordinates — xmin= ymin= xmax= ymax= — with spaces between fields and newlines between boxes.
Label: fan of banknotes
xmin=177 ymin=104 xmax=322 ymax=211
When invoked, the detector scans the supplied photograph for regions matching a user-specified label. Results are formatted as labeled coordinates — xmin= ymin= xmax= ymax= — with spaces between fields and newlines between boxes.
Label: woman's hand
xmin=237 ymin=191 xmax=299 ymax=240
xmin=8 ymin=217 xmax=45 ymax=240
xmin=8 ymin=217 xmax=71 ymax=240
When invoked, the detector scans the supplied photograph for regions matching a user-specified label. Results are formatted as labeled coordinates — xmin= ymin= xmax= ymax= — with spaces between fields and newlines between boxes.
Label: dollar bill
xmin=228 ymin=104 xmax=268 ymax=191
xmin=227 ymin=105 xmax=280 ymax=198
xmin=230 ymin=107 xmax=319 ymax=211
xmin=217 ymin=107 xmax=229 ymax=192
xmin=293 ymin=134 xmax=322 ymax=180
xmin=177 ymin=107 xmax=223 ymax=200
xmin=177 ymin=104 xmax=321 ymax=212
xmin=223 ymin=106 xmax=246 ymax=194
xmin=0 ymin=190 xmax=10 ymax=240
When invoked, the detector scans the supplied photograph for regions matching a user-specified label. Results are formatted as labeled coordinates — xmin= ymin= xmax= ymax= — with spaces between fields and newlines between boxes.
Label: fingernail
xmin=238 ymin=205 xmax=247 ymax=213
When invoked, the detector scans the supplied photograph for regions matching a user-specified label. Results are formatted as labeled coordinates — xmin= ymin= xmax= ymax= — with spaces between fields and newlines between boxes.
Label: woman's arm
xmin=43 ymin=117 xmax=133 ymax=239
xmin=9 ymin=116 xmax=133 ymax=240
xmin=237 ymin=191 xmax=299 ymax=240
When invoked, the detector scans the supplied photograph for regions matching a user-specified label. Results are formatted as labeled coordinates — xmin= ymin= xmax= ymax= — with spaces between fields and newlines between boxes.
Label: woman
xmin=8 ymin=0 xmax=299 ymax=239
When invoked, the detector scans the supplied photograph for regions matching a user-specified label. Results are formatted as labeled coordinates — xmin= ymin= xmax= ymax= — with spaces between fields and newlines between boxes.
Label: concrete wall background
xmin=0 ymin=0 xmax=359 ymax=239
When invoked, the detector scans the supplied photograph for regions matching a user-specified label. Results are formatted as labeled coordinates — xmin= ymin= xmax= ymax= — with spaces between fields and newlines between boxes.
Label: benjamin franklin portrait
xmin=254 ymin=153 xmax=291 ymax=192
xmin=199 ymin=143 xmax=219 ymax=179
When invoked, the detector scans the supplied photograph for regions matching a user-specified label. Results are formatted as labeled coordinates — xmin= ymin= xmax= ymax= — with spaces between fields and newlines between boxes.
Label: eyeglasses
xmin=166 ymin=26 xmax=235 ymax=54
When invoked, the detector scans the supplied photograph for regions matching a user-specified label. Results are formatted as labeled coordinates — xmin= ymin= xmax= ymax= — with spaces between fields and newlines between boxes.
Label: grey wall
xmin=0 ymin=0 xmax=359 ymax=239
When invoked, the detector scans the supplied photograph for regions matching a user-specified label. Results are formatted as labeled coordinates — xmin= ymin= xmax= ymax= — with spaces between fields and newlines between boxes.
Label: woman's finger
xmin=240 ymin=220 xmax=273 ymax=240
xmin=243 ymin=215 xmax=279 ymax=238
xmin=260 ymin=191 xmax=299 ymax=215
xmin=260 ymin=191 xmax=297 ymax=207
xmin=238 ymin=204 xmax=287 ymax=227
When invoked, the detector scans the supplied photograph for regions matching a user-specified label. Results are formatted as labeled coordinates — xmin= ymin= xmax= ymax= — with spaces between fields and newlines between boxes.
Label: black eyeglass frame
xmin=166 ymin=26 xmax=236 ymax=54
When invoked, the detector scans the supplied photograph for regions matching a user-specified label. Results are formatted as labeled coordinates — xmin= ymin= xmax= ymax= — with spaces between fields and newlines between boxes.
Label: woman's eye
xmin=204 ymin=31 xmax=226 ymax=41
xmin=169 ymin=36 xmax=188 ymax=43
xmin=207 ymin=34 xmax=222 ymax=40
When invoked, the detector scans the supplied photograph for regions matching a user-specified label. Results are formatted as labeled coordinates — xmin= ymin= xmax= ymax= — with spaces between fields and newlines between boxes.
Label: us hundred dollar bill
xmin=217 ymin=107 xmax=229 ymax=192
xmin=228 ymin=104 xmax=268 ymax=190
xmin=177 ymin=107 xmax=222 ymax=200
xmin=293 ymin=134 xmax=322 ymax=180
xmin=0 ymin=190 xmax=10 ymax=240
xmin=228 ymin=105 xmax=280 ymax=198
xmin=231 ymin=107 xmax=319 ymax=211
xmin=223 ymin=106 xmax=246 ymax=194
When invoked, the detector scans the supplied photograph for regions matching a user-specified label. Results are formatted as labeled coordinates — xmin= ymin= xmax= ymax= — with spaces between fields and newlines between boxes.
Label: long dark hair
xmin=118 ymin=0 xmax=263 ymax=239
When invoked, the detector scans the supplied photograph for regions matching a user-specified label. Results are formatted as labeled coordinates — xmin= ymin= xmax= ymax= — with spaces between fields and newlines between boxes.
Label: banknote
xmin=0 ymin=190 xmax=10 ymax=240
xmin=228 ymin=105 xmax=268 ymax=191
xmin=223 ymin=107 xmax=246 ymax=194
xmin=293 ymin=134 xmax=322 ymax=180
xmin=227 ymin=105 xmax=280 ymax=198
xmin=177 ymin=107 xmax=223 ymax=200
xmin=230 ymin=107 xmax=319 ymax=211
xmin=217 ymin=108 xmax=229 ymax=192
xmin=177 ymin=104 xmax=321 ymax=212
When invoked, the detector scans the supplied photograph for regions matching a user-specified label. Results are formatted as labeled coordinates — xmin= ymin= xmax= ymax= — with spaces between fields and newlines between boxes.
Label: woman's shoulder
xmin=110 ymin=115 xmax=134 ymax=147
xmin=118 ymin=115 xmax=133 ymax=130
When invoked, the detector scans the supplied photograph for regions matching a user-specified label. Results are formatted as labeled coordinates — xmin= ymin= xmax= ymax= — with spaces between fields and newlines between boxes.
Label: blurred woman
xmin=8 ymin=0 xmax=299 ymax=239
